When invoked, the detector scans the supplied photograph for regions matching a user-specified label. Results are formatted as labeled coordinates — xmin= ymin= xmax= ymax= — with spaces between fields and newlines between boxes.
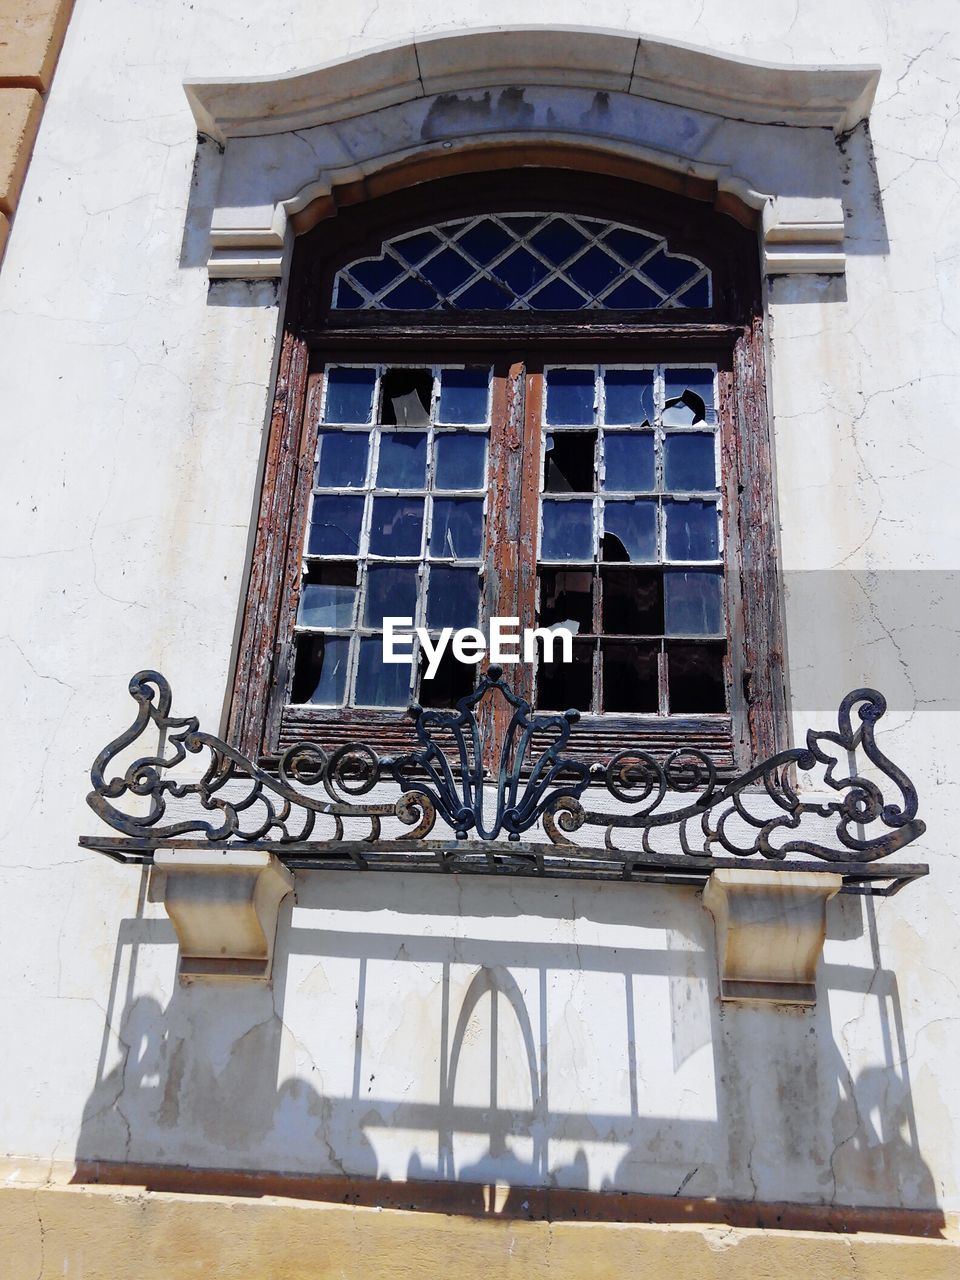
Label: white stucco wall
xmin=0 ymin=0 xmax=957 ymax=1214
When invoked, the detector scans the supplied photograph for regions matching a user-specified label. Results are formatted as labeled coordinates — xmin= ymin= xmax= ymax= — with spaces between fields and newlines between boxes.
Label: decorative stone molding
xmin=702 ymin=868 xmax=842 ymax=1005
xmin=153 ymin=849 xmax=294 ymax=982
xmin=183 ymin=26 xmax=879 ymax=282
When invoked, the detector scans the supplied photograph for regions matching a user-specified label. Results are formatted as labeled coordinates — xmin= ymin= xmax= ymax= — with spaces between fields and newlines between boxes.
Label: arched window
xmin=229 ymin=169 xmax=785 ymax=774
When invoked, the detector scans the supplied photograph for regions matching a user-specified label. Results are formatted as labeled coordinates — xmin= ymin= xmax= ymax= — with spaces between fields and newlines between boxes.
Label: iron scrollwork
xmin=80 ymin=667 xmax=927 ymax=893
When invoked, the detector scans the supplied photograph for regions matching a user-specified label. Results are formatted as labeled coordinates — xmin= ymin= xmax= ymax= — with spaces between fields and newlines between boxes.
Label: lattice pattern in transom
xmin=332 ymin=213 xmax=712 ymax=311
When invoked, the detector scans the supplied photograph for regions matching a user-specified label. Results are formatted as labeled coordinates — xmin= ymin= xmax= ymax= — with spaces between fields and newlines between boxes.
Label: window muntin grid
xmin=535 ymin=364 xmax=726 ymax=716
xmin=332 ymin=213 xmax=712 ymax=312
xmin=291 ymin=364 xmax=491 ymax=710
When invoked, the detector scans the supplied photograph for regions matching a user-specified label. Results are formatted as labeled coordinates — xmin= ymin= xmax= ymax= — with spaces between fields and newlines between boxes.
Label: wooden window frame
xmin=227 ymin=170 xmax=787 ymax=776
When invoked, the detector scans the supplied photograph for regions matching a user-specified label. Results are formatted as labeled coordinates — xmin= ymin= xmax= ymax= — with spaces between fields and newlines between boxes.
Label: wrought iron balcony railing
xmin=79 ymin=668 xmax=928 ymax=896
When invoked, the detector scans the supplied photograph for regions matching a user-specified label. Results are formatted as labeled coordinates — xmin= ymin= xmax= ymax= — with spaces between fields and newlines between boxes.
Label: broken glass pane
xmin=425 ymin=567 xmax=480 ymax=630
xmin=315 ymin=431 xmax=369 ymax=489
xmin=668 ymin=642 xmax=726 ymax=713
xmin=663 ymin=433 xmax=717 ymax=492
xmin=368 ymin=497 xmax=424 ymax=557
xmin=434 ymin=433 xmax=487 ymax=489
xmin=537 ymin=639 xmax=593 ymax=712
xmin=602 ymin=500 xmax=657 ymax=562
xmin=601 ymin=568 xmax=663 ymax=634
xmin=429 ymin=498 xmax=484 ymax=560
xmin=538 ymin=569 xmax=593 ymax=632
xmin=545 ymin=368 xmax=595 ymax=425
xmin=663 ymin=368 xmax=716 ymax=425
xmin=419 ymin=646 xmax=476 ymax=708
xmin=307 ymin=494 xmax=364 ymax=556
xmin=603 ymin=370 xmax=654 ymax=425
xmin=604 ymin=371 xmax=660 ymax=424
xmin=543 ymin=431 xmax=597 ymax=493
xmin=664 ymin=500 xmax=719 ymax=561
xmin=364 ymin=565 xmax=420 ymax=628
xmin=323 ymin=367 xmax=376 ymax=424
xmin=298 ymin=563 xmax=358 ymax=629
xmin=602 ymin=642 xmax=659 ymax=713
xmin=663 ymin=570 xmax=724 ymax=635
xmin=354 ymin=636 xmax=410 ymax=707
xmin=438 ymin=368 xmax=490 ymax=424
xmin=541 ymin=499 xmax=594 ymax=561
xmin=376 ymin=432 xmax=428 ymax=489
xmin=290 ymin=634 xmax=349 ymax=705
xmin=602 ymin=432 xmax=655 ymax=492
xmin=380 ymin=368 xmax=432 ymax=425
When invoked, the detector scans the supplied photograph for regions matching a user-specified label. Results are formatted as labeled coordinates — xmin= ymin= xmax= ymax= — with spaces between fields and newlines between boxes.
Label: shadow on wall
xmin=73 ymin=870 xmax=939 ymax=1220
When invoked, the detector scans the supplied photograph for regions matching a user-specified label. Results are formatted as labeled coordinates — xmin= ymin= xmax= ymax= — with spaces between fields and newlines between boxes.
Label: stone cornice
xmin=184 ymin=26 xmax=879 ymax=143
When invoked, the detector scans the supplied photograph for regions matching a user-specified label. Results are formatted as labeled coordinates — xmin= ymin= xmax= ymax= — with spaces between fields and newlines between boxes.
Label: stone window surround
xmin=182 ymin=25 xmax=880 ymax=282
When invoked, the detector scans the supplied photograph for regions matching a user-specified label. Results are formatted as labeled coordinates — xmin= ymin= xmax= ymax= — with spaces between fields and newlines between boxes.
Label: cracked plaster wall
xmin=0 ymin=0 xmax=958 ymax=1215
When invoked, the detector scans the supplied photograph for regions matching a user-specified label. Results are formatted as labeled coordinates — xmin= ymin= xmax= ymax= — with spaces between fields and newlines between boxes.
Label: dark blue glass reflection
xmin=603 ymin=501 xmax=657 ymax=562
xmin=663 ymin=434 xmax=717 ymax=492
xmin=664 ymin=500 xmax=719 ymax=561
xmin=376 ymin=433 xmax=427 ymax=489
xmin=315 ymin=431 xmax=368 ymax=488
xmin=541 ymin=500 xmax=594 ymax=560
xmin=434 ymin=433 xmax=487 ymax=489
xmin=426 ymin=567 xmax=480 ymax=629
xmin=603 ymin=433 xmax=655 ymax=492
xmin=438 ymin=369 xmax=490 ymax=424
xmin=364 ymin=565 xmax=420 ymax=627
xmin=308 ymin=495 xmax=364 ymax=556
xmin=604 ymin=370 xmax=654 ymax=424
xmin=324 ymin=367 xmax=376 ymax=424
xmin=368 ymin=497 xmax=424 ymax=556
xmin=545 ymin=368 xmax=595 ymax=425
xmin=430 ymin=498 xmax=484 ymax=559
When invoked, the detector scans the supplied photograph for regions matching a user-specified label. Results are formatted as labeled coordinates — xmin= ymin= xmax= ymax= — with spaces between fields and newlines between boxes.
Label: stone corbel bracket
xmin=183 ymin=26 xmax=879 ymax=281
xmin=702 ymin=868 xmax=843 ymax=1005
xmin=154 ymin=849 xmax=294 ymax=982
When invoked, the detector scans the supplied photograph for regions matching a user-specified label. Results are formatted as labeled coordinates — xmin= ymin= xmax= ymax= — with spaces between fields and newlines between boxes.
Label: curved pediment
xmin=185 ymin=25 xmax=879 ymax=142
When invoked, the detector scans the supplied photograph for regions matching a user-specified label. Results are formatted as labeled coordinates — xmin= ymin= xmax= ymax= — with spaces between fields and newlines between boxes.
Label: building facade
xmin=1 ymin=1 xmax=958 ymax=1275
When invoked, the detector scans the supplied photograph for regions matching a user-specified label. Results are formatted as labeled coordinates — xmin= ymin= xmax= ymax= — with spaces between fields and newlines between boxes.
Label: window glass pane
xmin=537 ymin=639 xmax=593 ymax=711
xmin=307 ymin=494 xmax=364 ymax=556
xmin=376 ymin=432 xmax=428 ymax=489
xmin=354 ymin=636 xmax=410 ymax=707
xmin=438 ymin=368 xmax=490 ymax=423
xmin=602 ymin=432 xmax=655 ymax=491
xmin=663 ymin=570 xmax=724 ymax=635
xmin=538 ymin=569 xmax=593 ymax=633
xmin=425 ymin=567 xmax=480 ymax=630
xmin=663 ymin=433 xmax=717 ymax=492
xmin=316 ymin=431 xmax=369 ymax=489
xmin=541 ymin=499 xmax=594 ymax=561
xmin=364 ymin=565 xmax=420 ymax=628
xmin=604 ymin=370 xmax=654 ymax=425
xmin=545 ymin=368 xmax=595 ymax=424
xmin=602 ymin=642 xmax=659 ymax=712
xmin=430 ymin=498 xmax=484 ymax=560
xmin=543 ymin=431 xmax=596 ymax=493
xmin=663 ymin=368 xmax=715 ymax=425
xmin=434 ymin=433 xmax=487 ymax=489
xmin=602 ymin=500 xmax=657 ymax=562
xmin=601 ymin=568 xmax=662 ymax=634
xmin=290 ymin=634 xmax=350 ymax=705
xmin=664 ymin=500 xmax=719 ymax=561
xmin=298 ymin=563 xmax=357 ymax=629
xmin=380 ymin=368 xmax=432 ymax=425
xmin=323 ymin=367 xmax=376 ymax=424
xmin=668 ymin=642 xmax=726 ymax=713
xmin=368 ymin=497 xmax=424 ymax=557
